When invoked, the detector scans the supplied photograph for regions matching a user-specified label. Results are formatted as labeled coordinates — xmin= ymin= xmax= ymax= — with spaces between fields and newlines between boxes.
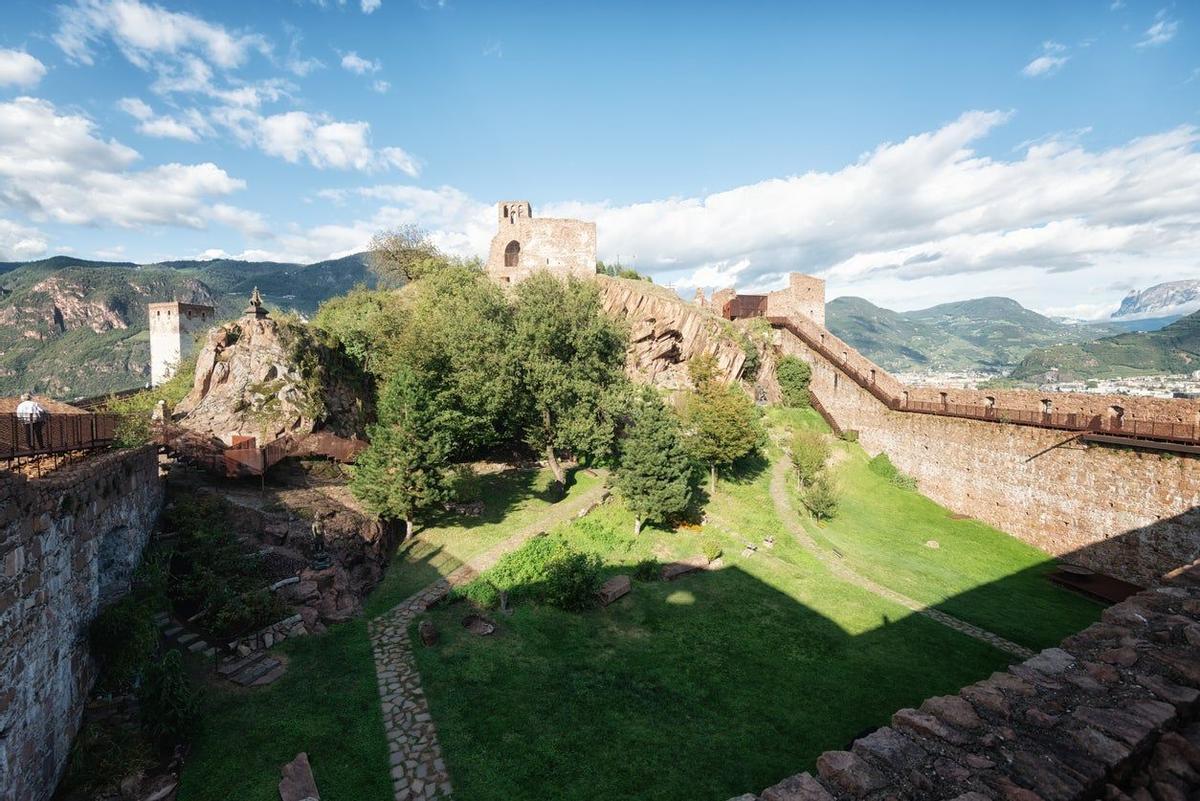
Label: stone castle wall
xmin=486 ymin=201 xmax=596 ymax=284
xmin=771 ymin=320 xmax=1200 ymax=586
xmin=0 ymin=447 xmax=163 ymax=801
xmin=727 ymin=561 xmax=1200 ymax=801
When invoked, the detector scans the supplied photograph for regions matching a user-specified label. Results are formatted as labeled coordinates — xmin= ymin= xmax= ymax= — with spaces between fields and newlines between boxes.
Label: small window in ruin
xmin=504 ymin=240 xmax=520 ymax=268
xmin=1041 ymin=399 xmax=1053 ymax=415
xmin=869 ymin=369 xmax=876 ymax=384
xmin=902 ymin=391 xmax=909 ymax=406
xmin=985 ymin=396 xmax=996 ymax=409
xmin=503 ymin=205 xmax=509 ymax=218
xmin=1109 ymin=405 xmax=1125 ymax=425
xmin=834 ymin=373 xmax=839 ymax=391
xmin=939 ymin=392 xmax=948 ymax=407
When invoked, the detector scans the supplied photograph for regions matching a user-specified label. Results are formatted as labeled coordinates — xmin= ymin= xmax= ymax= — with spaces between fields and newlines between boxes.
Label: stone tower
xmin=148 ymin=301 xmax=215 ymax=386
xmin=486 ymin=200 xmax=597 ymax=284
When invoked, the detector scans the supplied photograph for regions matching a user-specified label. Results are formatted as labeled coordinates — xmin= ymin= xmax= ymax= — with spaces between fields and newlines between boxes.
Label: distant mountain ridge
xmin=0 ymin=253 xmax=376 ymax=398
xmin=1011 ymin=311 xmax=1200 ymax=382
xmin=1114 ymin=279 xmax=1200 ymax=321
xmin=825 ymin=295 xmax=1129 ymax=373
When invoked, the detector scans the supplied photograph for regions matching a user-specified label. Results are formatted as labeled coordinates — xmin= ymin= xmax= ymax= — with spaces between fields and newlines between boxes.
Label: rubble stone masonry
xmin=0 ymin=447 xmax=163 ymax=801
xmin=770 ymin=314 xmax=1199 ymax=586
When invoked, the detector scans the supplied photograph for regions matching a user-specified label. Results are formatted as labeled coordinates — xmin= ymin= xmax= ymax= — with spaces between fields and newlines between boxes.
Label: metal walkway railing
xmin=1 ymin=412 xmax=120 ymax=464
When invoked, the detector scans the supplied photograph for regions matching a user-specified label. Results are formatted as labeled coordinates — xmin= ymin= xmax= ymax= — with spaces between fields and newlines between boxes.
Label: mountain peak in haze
xmin=1114 ymin=280 xmax=1200 ymax=321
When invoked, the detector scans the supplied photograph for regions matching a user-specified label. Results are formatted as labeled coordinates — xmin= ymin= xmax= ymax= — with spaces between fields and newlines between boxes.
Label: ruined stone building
xmin=485 ymin=200 xmax=596 ymax=284
xmin=148 ymin=300 xmax=215 ymax=386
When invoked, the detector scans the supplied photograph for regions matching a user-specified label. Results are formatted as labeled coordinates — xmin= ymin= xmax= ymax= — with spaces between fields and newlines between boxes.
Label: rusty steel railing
xmin=767 ymin=316 xmax=1200 ymax=447
xmin=1 ymin=412 xmax=120 ymax=463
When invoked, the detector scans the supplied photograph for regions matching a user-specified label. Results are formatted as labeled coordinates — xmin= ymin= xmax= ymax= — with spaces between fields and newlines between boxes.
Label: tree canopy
xmin=680 ymin=374 xmax=765 ymax=492
xmin=614 ymin=389 xmax=694 ymax=535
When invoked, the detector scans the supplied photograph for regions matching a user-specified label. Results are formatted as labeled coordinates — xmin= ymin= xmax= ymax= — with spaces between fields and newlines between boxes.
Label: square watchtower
xmin=148 ymin=301 xmax=214 ymax=386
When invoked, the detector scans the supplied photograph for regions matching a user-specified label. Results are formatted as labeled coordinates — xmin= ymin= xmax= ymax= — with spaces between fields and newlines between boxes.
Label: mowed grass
xmin=179 ymin=467 xmax=602 ymax=801
xmin=768 ymin=408 xmax=1102 ymax=650
xmin=364 ymin=467 xmax=603 ymax=618
xmin=412 ymin=475 xmax=1013 ymax=801
xmin=178 ymin=620 xmax=391 ymax=801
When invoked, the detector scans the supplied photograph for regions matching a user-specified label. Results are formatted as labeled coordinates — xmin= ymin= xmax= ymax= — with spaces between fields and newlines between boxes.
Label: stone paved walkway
xmin=367 ymin=482 xmax=609 ymax=801
xmin=763 ymin=454 xmax=1034 ymax=659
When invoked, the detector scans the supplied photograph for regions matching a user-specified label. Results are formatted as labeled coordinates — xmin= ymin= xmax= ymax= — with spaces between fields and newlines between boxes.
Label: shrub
xmin=868 ymin=453 xmax=917 ymax=490
xmin=701 ymin=539 xmax=723 ymax=563
xmin=840 ymin=429 xmax=859 ymax=443
xmin=802 ymin=474 xmax=840 ymax=520
xmin=138 ymin=651 xmax=199 ymax=749
xmin=59 ymin=720 xmax=154 ymax=796
xmin=633 ymin=558 xmax=660 ymax=582
xmin=541 ymin=550 xmax=603 ymax=611
xmin=776 ymin=356 xmax=812 ymax=407
xmin=453 ymin=579 xmax=500 ymax=609
xmin=449 ymin=464 xmax=483 ymax=503
xmin=791 ymin=430 xmax=830 ymax=486
xmin=206 ymin=589 xmax=288 ymax=641
xmin=89 ymin=596 xmax=159 ymax=693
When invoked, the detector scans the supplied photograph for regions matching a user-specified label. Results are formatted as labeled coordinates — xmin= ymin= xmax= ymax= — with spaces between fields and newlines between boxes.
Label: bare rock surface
xmin=279 ymin=752 xmax=320 ymax=801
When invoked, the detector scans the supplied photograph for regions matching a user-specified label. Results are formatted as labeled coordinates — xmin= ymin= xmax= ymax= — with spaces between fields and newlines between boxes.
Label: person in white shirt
xmin=15 ymin=393 xmax=47 ymax=450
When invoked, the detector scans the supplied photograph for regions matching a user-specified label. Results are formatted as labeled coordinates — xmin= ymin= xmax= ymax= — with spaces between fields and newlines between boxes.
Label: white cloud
xmin=0 ymin=49 xmax=47 ymax=88
xmin=117 ymin=96 xmax=208 ymax=141
xmin=362 ymin=0 xmax=382 ymax=13
xmin=0 ymin=96 xmax=242 ymax=229
xmin=0 ymin=219 xmax=49 ymax=260
xmin=216 ymin=108 xmax=419 ymax=174
xmin=207 ymin=203 xmax=271 ymax=238
xmin=340 ymin=51 xmax=381 ymax=74
xmin=1137 ymin=10 xmax=1179 ymax=47
xmin=372 ymin=79 xmax=391 ymax=94
xmin=55 ymin=0 xmax=269 ymax=69
xmin=482 ymin=40 xmax=503 ymax=59
xmin=1022 ymin=41 xmax=1069 ymax=77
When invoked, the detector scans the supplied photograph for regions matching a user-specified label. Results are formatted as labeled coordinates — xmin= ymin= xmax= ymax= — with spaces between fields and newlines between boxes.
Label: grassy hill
xmin=0 ymin=254 xmax=375 ymax=398
xmin=1011 ymin=310 xmax=1200 ymax=382
xmin=826 ymin=295 xmax=1128 ymax=373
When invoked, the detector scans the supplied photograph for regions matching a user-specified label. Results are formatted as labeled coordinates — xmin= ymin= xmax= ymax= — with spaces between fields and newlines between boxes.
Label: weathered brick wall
xmin=486 ymin=201 xmax=596 ymax=283
xmin=726 ymin=561 xmax=1200 ymax=801
xmin=773 ymin=327 xmax=1200 ymax=586
xmin=0 ymin=447 xmax=163 ymax=801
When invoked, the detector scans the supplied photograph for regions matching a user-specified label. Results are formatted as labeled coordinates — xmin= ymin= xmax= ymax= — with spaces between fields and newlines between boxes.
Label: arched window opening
xmin=504 ymin=240 xmax=520 ymax=268
xmin=1041 ymin=399 xmax=1053 ymax=415
xmin=1109 ymin=405 xmax=1125 ymax=428
xmin=902 ymin=390 xmax=909 ymax=407
xmin=502 ymin=205 xmax=509 ymax=219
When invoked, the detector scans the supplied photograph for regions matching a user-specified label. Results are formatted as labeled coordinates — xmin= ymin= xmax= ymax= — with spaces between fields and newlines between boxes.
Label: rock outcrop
xmin=176 ymin=303 xmax=367 ymax=445
xmin=596 ymin=275 xmax=748 ymax=390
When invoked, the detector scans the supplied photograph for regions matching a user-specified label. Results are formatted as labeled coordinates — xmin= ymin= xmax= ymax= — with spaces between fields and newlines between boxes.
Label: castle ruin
xmin=485 ymin=201 xmax=596 ymax=284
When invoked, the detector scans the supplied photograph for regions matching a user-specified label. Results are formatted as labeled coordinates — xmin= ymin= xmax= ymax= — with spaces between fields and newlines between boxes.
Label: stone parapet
xmin=0 ymin=447 xmax=163 ymax=801
xmin=728 ymin=562 xmax=1200 ymax=801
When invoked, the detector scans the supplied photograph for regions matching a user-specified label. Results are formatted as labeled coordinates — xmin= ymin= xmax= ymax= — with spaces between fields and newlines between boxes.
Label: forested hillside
xmin=0 ymin=254 xmax=374 ymax=398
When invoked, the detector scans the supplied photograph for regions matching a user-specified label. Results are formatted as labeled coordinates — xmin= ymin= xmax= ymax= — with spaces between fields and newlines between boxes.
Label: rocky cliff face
xmin=596 ymin=276 xmax=748 ymax=390
xmin=176 ymin=311 xmax=368 ymax=445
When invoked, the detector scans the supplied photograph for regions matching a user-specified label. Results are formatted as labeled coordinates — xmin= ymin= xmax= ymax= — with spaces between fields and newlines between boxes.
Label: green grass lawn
xmin=178 ymin=467 xmax=601 ymax=801
xmin=412 ymin=501 xmax=1012 ymax=801
xmin=768 ymin=409 xmax=1102 ymax=650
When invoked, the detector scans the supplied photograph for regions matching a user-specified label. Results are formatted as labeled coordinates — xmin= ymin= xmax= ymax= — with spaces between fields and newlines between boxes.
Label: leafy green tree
xmin=368 ymin=225 xmax=448 ymax=285
xmin=312 ymin=287 xmax=407 ymax=377
xmin=802 ymin=473 xmax=840 ymax=520
xmin=351 ymin=369 xmax=454 ymax=536
xmin=777 ymin=355 xmax=812 ymax=407
xmin=687 ymin=353 xmax=719 ymax=389
xmin=614 ymin=389 xmax=694 ymax=534
xmin=680 ymin=382 xmax=765 ymax=493
xmin=511 ymin=273 xmax=628 ymax=496
xmin=790 ymin=429 xmax=829 ymax=487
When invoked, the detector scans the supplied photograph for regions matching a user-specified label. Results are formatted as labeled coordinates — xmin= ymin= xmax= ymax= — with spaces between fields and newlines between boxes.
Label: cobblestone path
xmin=367 ymin=481 xmax=609 ymax=801
xmin=764 ymin=455 xmax=1034 ymax=659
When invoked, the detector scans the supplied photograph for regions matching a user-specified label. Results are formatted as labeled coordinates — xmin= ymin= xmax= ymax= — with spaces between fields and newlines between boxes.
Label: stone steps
xmin=155 ymin=612 xmax=216 ymax=659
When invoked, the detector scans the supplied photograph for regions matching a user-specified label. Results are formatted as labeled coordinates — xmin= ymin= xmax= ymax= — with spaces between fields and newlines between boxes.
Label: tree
xmin=680 ymin=382 xmax=765 ymax=493
xmin=350 ymin=368 xmax=454 ymax=536
xmin=511 ymin=273 xmax=628 ymax=496
xmin=368 ymin=225 xmax=448 ymax=285
xmin=687 ymin=353 xmax=719 ymax=389
xmin=614 ymin=389 xmax=694 ymax=535
xmin=790 ymin=429 xmax=829 ymax=487
xmin=777 ymin=356 xmax=812 ymax=407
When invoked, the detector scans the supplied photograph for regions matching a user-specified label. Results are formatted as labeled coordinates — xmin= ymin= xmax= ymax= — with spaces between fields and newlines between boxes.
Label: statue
xmin=310 ymin=514 xmax=332 ymax=570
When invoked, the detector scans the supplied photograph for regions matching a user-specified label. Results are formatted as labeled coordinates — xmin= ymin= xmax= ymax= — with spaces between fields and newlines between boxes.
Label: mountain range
xmin=824 ymin=295 xmax=1138 ymax=373
xmin=1114 ymin=279 xmax=1200 ymax=321
xmin=0 ymin=254 xmax=375 ymax=399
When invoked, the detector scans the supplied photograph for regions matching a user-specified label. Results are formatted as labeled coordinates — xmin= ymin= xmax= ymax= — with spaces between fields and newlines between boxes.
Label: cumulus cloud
xmin=1022 ymin=41 xmax=1068 ymax=78
xmin=340 ymin=51 xmax=380 ymax=74
xmin=0 ymin=96 xmax=242 ymax=228
xmin=54 ymin=0 xmax=268 ymax=68
xmin=0 ymin=219 xmax=50 ymax=260
xmin=0 ymin=49 xmax=47 ymax=87
xmin=372 ymin=79 xmax=391 ymax=94
xmin=1138 ymin=10 xmax=1179 ymax=47
xmin=117 ymin=96 xmax=208 ymax=141
xmin=362 ymin=0 xmax=382 ymax=13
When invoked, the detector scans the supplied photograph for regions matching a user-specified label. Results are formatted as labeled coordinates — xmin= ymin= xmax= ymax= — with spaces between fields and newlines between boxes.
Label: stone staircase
xmin=153 ymin=610 xmax=286 ymax=687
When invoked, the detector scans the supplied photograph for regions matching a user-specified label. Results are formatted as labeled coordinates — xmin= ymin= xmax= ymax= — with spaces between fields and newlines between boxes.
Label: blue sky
xmin=0 ymin=0 xmax=1197 ymax=316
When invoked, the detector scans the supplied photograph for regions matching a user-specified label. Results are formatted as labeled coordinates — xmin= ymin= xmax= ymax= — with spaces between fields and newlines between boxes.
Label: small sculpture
xmin=310 ymin=515 xmax=332 ymax=570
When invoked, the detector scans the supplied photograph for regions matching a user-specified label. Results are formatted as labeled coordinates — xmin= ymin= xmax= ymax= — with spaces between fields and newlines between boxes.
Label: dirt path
xmin=367 ymin=481 xmax=609 ymax=801
xmin=766 ymin=455 xmax=1034 ymax=659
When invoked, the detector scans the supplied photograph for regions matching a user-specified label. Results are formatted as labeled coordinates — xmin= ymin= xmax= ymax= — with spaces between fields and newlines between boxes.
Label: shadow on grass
xmin=418 ymin=466 xmax=582 ymax=534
